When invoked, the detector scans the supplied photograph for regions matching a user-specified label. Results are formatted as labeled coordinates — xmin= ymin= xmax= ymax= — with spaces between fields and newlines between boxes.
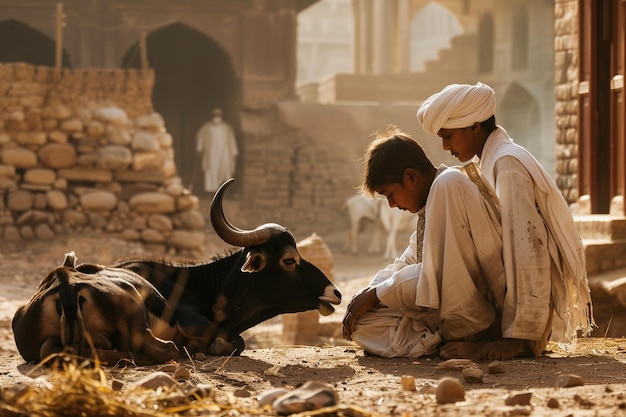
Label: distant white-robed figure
xmin=196 ymin=108 xmax=239 ymax=193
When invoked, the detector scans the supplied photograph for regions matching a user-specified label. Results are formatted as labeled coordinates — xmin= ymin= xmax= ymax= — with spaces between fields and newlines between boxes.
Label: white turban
xmin=416 ymin=82 xmax=496 ymax=135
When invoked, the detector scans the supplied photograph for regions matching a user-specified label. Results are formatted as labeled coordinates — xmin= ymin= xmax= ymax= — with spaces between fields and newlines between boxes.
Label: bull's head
xmin=209 ymin=179 xmax=342 ymax=332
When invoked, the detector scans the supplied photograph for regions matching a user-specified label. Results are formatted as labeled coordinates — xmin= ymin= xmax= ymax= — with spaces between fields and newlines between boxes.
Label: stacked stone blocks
xmin=0 ymin=63 xmax=204 ymax=254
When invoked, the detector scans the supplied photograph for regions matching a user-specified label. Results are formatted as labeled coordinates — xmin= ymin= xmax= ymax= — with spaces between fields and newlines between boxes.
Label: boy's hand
xmin=342 ymin=287 xmax=380 ymax=340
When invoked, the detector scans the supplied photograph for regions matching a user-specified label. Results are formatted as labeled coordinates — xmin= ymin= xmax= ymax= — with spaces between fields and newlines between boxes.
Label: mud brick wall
xmin=237 ymin=127 xmax=352 ymax=237
xmin=0 ymin=63 xmax=204 ymax=254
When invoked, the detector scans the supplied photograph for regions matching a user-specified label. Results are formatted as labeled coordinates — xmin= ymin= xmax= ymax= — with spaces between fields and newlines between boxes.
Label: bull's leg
xmin=40 ymin=337 xmax=64 ymax=361
xmin=137 ymin=329 xmax=180 ymax=364
xmin=207 ymin=333 xmax=245 ymax=356
xmin=176 ymin=322 xmax=244 ymax=356
xmin=81 ymin=348 xmax=135 ymax=366
xmin=176 ymin=322 xmax=220 ymax=352
xmin=123 ymin=309 xmax=180 ymax=364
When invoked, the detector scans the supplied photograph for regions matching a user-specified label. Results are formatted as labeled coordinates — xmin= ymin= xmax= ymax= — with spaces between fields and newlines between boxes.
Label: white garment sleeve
xmin=375 ymin=263 xmax=423 ymax=310
xmin=368 ymin=230 xmax=418 ymax=287
xmin=494 ymin=156 xmax=552 ymax=340
xmin=366 ymin=230 xmax=421 ymax=310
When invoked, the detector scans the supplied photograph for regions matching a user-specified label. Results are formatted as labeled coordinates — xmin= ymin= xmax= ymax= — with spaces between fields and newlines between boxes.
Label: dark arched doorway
xmin=0 ymin=19 xmax=71 ymax=66
xmin=122 ymin=23 xmax=241 ymax=191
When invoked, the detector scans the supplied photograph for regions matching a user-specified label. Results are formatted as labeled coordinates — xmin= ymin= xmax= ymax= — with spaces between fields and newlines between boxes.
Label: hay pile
xmin=0 ymin=353 xmax=379 ymax=417
xmin=0 ymin=354 xmax=262 ymax=417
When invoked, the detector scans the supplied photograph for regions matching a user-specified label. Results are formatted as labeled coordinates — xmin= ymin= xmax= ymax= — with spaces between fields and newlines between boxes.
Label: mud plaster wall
xmin=0 ymin=63 xmax=205 ymax=255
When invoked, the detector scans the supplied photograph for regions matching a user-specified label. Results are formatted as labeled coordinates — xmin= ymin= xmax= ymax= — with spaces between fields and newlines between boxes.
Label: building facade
xmin=298 ymin=0 xmax=557 ymax=174
xmin=0 ymin=0 xmax=315 ymax=188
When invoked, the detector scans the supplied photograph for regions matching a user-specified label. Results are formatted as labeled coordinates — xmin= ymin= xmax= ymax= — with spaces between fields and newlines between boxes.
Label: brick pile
xmin=282 ymin=233 xmax=335 ymax=345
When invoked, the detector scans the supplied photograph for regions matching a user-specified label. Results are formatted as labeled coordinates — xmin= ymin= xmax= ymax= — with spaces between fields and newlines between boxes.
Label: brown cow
xmin=12 ymin=251 xmax=180 ymax=365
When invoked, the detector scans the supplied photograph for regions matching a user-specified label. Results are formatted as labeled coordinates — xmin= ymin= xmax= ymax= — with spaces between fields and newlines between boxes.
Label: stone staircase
xmin=576 ymin=215 xmax=626 ymax=337
xmin=576 ymin=215 xmax=626 ymax=276
xmin=423 ymin=33 xmax=478 ymax=75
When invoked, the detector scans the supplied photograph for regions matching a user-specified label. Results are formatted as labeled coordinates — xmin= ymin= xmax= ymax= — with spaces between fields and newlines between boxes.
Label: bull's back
xmin=114 ymin=258 xmax=223 ymax=305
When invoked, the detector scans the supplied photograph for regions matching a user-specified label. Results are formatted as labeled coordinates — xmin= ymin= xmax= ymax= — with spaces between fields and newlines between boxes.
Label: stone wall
xmin=0 ymin=63 xmax=205 ymax=254
xmin=554 ymin=0 xmax=580 ymax=204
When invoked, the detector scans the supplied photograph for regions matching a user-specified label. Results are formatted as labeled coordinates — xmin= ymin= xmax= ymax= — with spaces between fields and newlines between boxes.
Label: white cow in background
xmin=343 ymin=193 xmax=416 ymax=260
xmin=343 ymin=194 xmax=380 ymax=256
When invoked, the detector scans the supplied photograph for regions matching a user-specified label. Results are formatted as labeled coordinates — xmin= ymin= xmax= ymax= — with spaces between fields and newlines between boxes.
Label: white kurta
xmin=350 ymin=166 xmax=505 ymax=358
xmin=478 ymin=127 xmax=594 ymax=349
xmin=196 ymin=119 xmax=239 ymax=193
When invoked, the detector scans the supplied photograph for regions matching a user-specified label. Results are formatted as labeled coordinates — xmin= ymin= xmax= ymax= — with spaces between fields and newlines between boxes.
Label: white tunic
xmin=351 ymin=165 xmax=505 ymax=358
xmin=196 ymin=118 xmax=239 ymax=193
xmin=479 ymin=127 xmax=594 ymax=348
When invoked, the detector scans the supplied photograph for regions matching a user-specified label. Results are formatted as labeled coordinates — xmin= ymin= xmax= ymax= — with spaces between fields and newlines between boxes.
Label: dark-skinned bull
xmin=12 ymin=179 xmax=341 ymax=364
xmin=114 ymin=178 xmax=342 ymax=356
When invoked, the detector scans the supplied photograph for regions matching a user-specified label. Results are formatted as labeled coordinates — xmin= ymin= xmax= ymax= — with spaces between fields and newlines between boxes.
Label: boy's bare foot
xmin=439 ymin=339 xmax=529 ymax=361
xmin=474 ymin=339 xmax=527 ymax=361
xmin=439 ymin=341 xmax=483 ymax=360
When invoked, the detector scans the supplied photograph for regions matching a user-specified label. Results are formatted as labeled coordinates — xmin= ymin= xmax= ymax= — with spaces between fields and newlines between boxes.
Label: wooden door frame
xmin=579 ymin=0 xmax=614 ymax=214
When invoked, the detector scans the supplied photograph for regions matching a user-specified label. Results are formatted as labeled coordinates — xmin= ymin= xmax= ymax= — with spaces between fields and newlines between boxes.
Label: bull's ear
xmin=241 ymin=250 xmax=267 ymax=273
xmin=63 ymin=251 xmax=77 ymax=268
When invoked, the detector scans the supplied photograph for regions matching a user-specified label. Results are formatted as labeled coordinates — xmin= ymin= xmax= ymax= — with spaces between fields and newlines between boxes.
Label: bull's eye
xmin=280 ymin=248 xmax=301 ymax=270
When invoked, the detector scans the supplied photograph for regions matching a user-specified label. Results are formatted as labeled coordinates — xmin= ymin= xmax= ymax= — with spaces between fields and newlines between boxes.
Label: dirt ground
xmin=1 ymin=199 xmax=626 ymax=416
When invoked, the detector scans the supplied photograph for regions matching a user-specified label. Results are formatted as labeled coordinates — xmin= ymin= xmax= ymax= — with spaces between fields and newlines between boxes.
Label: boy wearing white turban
xmin=417 ymin=82 xmax=594 ymax=360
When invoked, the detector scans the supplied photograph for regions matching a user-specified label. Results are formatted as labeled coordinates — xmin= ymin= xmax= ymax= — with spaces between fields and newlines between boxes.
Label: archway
xmin=409 ymin=3 xmax=462 ymax=72
xmin=0 ymin=19 xmax=71 ymax=66
xmin=122 ymin=23 xmax=240 ymax=191
xmin=499 ymin=83 xmax=541 ymax=158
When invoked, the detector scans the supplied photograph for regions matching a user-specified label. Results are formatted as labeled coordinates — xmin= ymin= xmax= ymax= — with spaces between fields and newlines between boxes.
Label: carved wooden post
xmin=140 ymin=31 xmax=149 ymax=70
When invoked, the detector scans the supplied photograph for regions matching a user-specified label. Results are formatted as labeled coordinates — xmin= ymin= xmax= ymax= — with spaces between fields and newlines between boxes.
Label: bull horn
xmin=210 ymin=178 xmax=287 ymax=247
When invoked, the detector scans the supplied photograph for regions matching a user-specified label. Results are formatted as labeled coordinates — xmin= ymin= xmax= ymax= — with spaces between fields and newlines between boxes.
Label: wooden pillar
xmin=140 ymin=31 xmax=149 ymax=70
xmin=372 ymin=0 xmax=392 ymax=74
xmin=55 ymin=3 xmax=65 ymax=71
xmin=352 ymin=0 xmax=374 ymax=74
xmin=395 ymin=0 xmax=411 ymax=74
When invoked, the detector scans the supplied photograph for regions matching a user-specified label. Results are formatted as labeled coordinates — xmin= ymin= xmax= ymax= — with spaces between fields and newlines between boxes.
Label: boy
xmin=417 ymin=82 xmax=594 ymax=359
xmin=343 ymin=127 xmax=515 ymax=360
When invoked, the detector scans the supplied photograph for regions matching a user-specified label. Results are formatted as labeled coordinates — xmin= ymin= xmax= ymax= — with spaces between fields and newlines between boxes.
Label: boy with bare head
xmin=344 ymin=126 xmax=526 ymax=361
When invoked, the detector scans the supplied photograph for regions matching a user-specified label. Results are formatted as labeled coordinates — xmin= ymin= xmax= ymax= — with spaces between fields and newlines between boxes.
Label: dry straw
xmin=0 ymin=353 xmax=265 ymax=417
xmin=0 ymin=352 xmax=383 ymax=417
